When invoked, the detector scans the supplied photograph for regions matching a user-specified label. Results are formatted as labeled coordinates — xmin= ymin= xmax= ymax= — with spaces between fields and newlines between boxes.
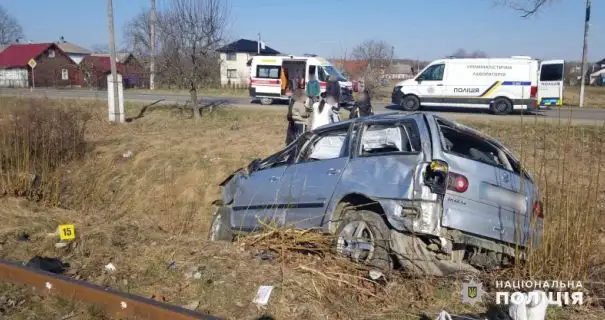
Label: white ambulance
xmin=248 ymin=55 xmax=354 ymax=105
xmin=391 ymin=57 xmax=564 ymax=115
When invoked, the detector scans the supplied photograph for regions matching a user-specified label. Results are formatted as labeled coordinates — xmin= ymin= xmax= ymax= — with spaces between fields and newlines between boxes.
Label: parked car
xmin=208 ymin=113 xmax=543 ymax=275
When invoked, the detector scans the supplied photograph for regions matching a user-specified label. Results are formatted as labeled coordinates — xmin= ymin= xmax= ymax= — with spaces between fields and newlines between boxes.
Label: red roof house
xmin=80 ymin=53 xmax=146 ymax=89
xmin=0 ymin=43 xmax=79 ymax=88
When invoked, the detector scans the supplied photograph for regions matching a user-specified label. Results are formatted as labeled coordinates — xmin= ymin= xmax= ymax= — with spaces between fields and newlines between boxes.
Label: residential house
xmin=330 ymin=60 xmax=368 ymax=81
xmin=0 ymin=43 xmax=79 ymax=88
xmin=55 ymin=37 xmax=92 ymax=64
xmin=80 ymin=52 xmax=146 ymax=88
xmin=383 ymin=62 xmax=414 ymax=80
xmin=217 ymin=39 xmax=280 ymax=87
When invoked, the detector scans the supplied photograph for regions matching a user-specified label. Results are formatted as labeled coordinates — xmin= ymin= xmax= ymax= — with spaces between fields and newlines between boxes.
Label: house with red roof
xmin=0 ymin=43 xmax=79 ymax=88
xmin=80 ymin=53 xmax=146 ymax=89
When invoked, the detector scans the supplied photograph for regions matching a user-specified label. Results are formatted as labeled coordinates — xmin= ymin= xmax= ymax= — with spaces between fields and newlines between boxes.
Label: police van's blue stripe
xmin=502 ymin=81 xmax=531 ymax=86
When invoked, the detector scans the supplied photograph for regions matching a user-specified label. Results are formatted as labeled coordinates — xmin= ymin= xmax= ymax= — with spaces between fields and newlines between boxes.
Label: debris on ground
xmin=122 ymin=150 xmax=133 ymax=158
xmin=16 ymin=231 xmax=29 ymax=242
xmin=167 ymin=261 xmax=176 ymax=270
xmin=54 ymin=242 xmax=68 ymax=249
xmin=253 ymin=251 xmax=275 ymax=261
xmin=25 ymin=256 xmax=69 ymax=274
xmin=104 ymin=263 xmax=116 ymax=273
xmin=182 ymin=300 xmax=200 ymax=311
xmin=184 ymin=266 xmax=205 ymax=280
xmin=252 ymin=285 xmax=274 ymax=306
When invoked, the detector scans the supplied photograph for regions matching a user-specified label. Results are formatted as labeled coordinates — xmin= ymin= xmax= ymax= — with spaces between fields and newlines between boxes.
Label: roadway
xmin=1 ymin=88 xmax=604 ymax=125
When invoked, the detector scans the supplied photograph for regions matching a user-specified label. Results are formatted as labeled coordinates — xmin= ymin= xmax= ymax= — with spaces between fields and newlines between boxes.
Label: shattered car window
xmin=305 ymin=132 xmax=347 ymax=161
xmin=439 ymin=125 xmax=504 ymax=168
xmin=360 ymin=124 xmax=411 ymax=155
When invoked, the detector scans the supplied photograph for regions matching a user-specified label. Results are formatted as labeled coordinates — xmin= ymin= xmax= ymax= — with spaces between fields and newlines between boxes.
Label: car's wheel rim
xmin=209 ymin=213 xmax=222 ymax=241
xmin=495 ymin=101 xmax=508 ymax=112
xmin=404 ymin=99 xmax=416 ymax=109
xmin=336 ymin=220 xmax=375 ymax=263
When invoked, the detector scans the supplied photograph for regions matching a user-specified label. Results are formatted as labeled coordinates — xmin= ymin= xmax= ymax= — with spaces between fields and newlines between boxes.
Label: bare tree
xmin=496 ymin=0 xmax=553 ymax=17
xmin=123 ymin=9 xmax=152 ymax=58
xmin=350 ymin=40 xmax=394 ymax=97
xmin=157 ymin=0 xmax=230 ymax=118
xmin=0 ymin=5 xmax=24 ymax=44
xmin=450 ymin=48 xmax=488 ymax=58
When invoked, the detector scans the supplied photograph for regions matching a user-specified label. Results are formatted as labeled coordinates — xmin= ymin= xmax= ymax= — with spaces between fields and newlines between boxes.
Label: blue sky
xmin=2 ymin=0 xmax=602 ymax=61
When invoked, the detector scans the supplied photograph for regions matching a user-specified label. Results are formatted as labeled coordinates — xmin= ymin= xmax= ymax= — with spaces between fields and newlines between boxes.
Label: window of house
xmin=256 ymin=65 xmax=281 ymax=79
xmin=48 ymin=50 xmax=55 ymax=58
xmin=61 ymin=69 xmax=69 ymax=80
xmin=227 ymin=69 xmax=237 ymax=79
xmin=418 ymin=64 xmax=445 ymax=81
xmin=226 ymin=53 xmax=236 ymax=61
xmin=359 ymin=122 xmax=419 ymax=156
xmin=299 ymin=128 xmax=349 ymax=162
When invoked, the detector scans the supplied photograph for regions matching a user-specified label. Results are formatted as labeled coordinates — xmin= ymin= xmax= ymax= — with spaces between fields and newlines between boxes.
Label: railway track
xmin=0 ymin=259 xmax=221 ymax=320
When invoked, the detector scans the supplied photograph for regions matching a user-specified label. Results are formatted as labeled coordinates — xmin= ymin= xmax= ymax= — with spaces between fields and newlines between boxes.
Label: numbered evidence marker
xmin=59 ymin=224 xmax=76 ymax=241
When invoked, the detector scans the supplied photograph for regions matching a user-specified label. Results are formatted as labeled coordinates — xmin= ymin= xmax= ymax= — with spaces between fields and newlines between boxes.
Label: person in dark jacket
xmin=349 ymin=89 xmax=374 ymax=119
xmin=325 ymin=75 xmax=341 ymax=104
xmin=285 ymin=88 xmax=310 ymax=145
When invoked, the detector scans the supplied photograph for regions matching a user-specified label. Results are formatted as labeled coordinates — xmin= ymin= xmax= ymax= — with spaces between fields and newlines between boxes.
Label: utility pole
xmin=579 ymin=0 xmax=591 ymax=108
xmin=107 ymin=0 xmax=122 ymax=123
xmin=257 ymin=33 xmax=261 ymax=54
xmin=149 ymin=0 xmax=156 ymax=90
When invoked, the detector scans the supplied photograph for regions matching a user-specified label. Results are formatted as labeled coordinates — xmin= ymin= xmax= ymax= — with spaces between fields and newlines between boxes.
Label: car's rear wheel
xmin=260 ymin=97 xmax=273 ymax=105
xmin=400 ymin=95 xmax=421 ymax=111
xmin=335 ymin=210 xmax=392 ymax=271
xmin=208 ymin=206 xmax=233 ymax=242
xmin=490 ymin=97 xmax=513 ymax=115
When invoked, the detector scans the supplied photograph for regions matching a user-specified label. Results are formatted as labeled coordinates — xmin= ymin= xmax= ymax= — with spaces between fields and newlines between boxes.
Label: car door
xmin=231 ymin=136 xmax=308 ymax=232
xmin=415 ymin=63 xmax=446 ymax=105
xmin=493 ymin=149 xmax=541 ymax=247
xmin=426 ymin=115 xmax=520 ymax=244
xmin=278 ymin=124 xmax=351 ymax=229
xmin=538 ymin=60 xmax=564 ymax=106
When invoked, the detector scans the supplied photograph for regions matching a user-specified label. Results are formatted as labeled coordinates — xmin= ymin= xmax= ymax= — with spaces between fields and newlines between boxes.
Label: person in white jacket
xmin=310 ymin=94 xmax=340 ymax=130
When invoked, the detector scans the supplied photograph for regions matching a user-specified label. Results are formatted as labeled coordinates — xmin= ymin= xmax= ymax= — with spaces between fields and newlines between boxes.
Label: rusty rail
xmin=0 ymin=259 xmax=222 ymax=320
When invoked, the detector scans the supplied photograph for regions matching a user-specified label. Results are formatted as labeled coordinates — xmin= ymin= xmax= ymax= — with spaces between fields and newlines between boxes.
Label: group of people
xmin=285 ymin=74 xmax=374 ymax=145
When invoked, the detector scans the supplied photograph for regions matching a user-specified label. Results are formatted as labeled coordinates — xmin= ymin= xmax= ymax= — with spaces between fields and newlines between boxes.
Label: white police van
xmin=392 ymin=57 xmax=564 ymax=115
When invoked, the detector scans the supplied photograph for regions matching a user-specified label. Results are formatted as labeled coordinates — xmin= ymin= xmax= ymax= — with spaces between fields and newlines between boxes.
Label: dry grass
xmin=0 ymin=96 xmax=604 ymax=319
xmin=563 ymin=86 xmax=605 ymax=108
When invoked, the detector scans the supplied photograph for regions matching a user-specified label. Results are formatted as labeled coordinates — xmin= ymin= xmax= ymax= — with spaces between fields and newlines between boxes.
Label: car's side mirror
xmin=416 ymin=77 xmax=423 ymax=84
xmin=247 ymin=158 xmax=262 ymax=173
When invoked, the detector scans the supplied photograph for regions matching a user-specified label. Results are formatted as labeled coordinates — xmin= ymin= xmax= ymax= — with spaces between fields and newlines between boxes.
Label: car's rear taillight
xmin=530 ymin=85 xmax=538 ymax=98
xmin=532 ymin=200 xmax=543 ymax=218
xmin=447 ymin=172 xmax=468 ymax=193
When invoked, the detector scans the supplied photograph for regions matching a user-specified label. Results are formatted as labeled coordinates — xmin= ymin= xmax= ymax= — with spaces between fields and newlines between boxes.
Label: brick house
xmin=80 ymin=53 xmax=146 ymax=89
xmin=0 ymin=43 xmax=79 ymax=88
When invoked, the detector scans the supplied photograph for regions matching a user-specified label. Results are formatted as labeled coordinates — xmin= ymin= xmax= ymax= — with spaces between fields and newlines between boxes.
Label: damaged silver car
xmin=209 ymin=112 xmax=544 ymax=275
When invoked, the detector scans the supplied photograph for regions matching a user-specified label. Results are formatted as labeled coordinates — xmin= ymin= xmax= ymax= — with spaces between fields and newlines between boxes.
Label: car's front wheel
xmin=335 ymin=210 xmax=392 ymax=271
xmin=208 ymin=206 xmax=233 ymax=242
xmin=400 ymin=95 xmax=421 ymax=111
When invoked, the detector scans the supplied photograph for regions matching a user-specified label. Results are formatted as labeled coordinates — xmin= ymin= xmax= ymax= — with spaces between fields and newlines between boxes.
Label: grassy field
xmin=0 ymin=97 xmax=604 ymax=319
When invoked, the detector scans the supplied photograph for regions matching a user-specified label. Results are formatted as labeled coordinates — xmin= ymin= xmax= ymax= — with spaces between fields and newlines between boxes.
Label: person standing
xmin=306 ymin=71 xmax=321 ymax=107
xmin=325 ymin=75 xmax=341 ymax=123
xmin=285 ymin=88 xmax=311 ymax=145
xmin=349 ymin=89 xmax=374 ymax=119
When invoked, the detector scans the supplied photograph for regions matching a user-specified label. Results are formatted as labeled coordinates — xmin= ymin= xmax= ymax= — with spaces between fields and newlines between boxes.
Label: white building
xmin=217 ymin=39 xmax=280 ymax=87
